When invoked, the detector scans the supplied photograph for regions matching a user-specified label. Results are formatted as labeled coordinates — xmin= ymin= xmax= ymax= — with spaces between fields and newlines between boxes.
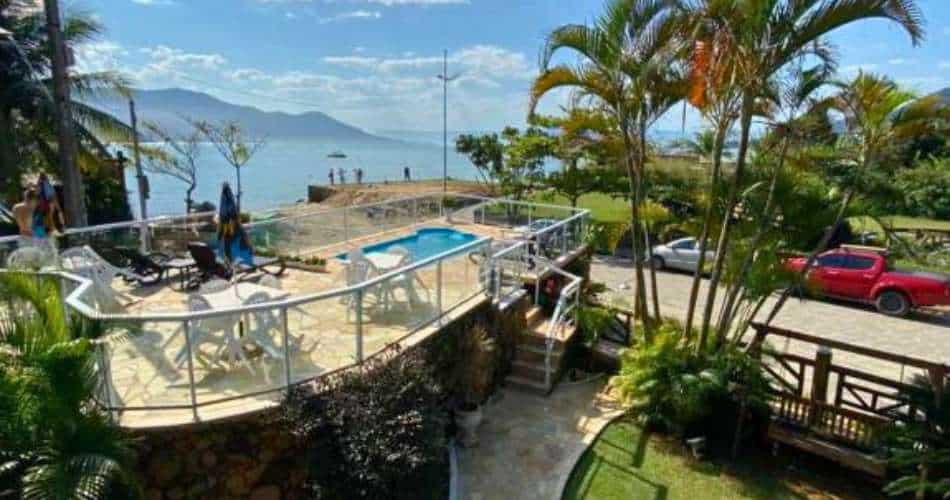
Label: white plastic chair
xmin=174 ymin=294 xmax=239 ymax=369
xmin=240 ymin=291 xmax=288 ymax=384
xmin=381 ymin=246 xmax=430 ymax=310
xmin=59 ymin=246 xmax=129 ymax=312
xmin=5 ymin=246 xmax=56 ymax=270
xmin=341 ymin=249 xmax=379 ymax=321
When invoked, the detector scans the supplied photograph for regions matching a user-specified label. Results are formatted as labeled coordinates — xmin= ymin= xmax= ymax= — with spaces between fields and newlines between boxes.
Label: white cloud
xmin=319 ymin=10 xmax=381 ymax=23
xmin=887 ymin=58 xmax=915 ymax=66
xmin=73 ymin=41 xmax=128 ymax=73
xmin=840 ymin=63 xmax=879 ymax=75
xmin=131 ymin=0 xmax=175 ymax=5
xmin=939 ymin=61 xmax=950 ymax=70
xmin=321 ymin=45 xmax=534 ymax=80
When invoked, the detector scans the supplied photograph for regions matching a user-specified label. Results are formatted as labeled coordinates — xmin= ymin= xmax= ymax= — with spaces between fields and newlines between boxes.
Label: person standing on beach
xmin=329 ymin=169 xmax=335 ymax=186
xmin=403 ymin=166 xmax=411 ymax=182
xmin=356 ymin=168 xmax=363 ymax=185
xmin=338 ymin=167 xmax=346 ymax=185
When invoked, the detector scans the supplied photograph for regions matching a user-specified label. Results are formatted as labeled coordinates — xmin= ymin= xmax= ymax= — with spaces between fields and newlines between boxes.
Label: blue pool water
xmin=337 ymin=228 xmax=478 ymax=262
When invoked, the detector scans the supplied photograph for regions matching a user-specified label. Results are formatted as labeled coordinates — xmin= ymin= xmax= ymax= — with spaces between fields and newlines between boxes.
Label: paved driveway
xmin=590 ymin=256 xmax=949 ymax=381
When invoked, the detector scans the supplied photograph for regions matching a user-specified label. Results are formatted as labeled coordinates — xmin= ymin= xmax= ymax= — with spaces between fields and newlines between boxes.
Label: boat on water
xmin=327 ymin=151 xmax=347 ymax=159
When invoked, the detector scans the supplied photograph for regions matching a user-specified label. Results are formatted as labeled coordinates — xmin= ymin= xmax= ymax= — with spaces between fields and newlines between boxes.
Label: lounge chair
xmin=232 ymin=254 xmax=286 ymax=277
xmin=59 ymin=246 xmax=149 ymax=312
xmin=93 ymin=244 xmax=169 ymax=286
xmin=187 ymin=243 xmax=233 ymax=288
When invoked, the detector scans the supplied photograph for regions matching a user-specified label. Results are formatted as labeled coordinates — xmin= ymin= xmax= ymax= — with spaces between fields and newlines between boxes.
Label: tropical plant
xmin=0 ymin=0 xmax=133 ymax=215
xmin=531 ymin=0 xmax=684 ymax=336
xmin=610 ymin=320 xmax=769 ymax=442
xmin=456 ymin=126 xmax=555 ymax=201
xmin=892 ymin=156 xmax=950 ymax=219
xmin=0 ymin=272 xmax=140 ymax=499
xmin=677 ymin=0 xmax=925 ymax=347
xmin=764 ymin=72 xmax=948 ymax=325
xmin=882 ymin=375 xmax=950 ymax=500
xmin=455 ymin=324 xmax=497 ymax=408
xmin=282 ymin=348 xmax=448 ymax=500
xmin=670 ymin=128 xmax=731 ymax=162
xmin=194 ymin=120 xmax=265 ymax=212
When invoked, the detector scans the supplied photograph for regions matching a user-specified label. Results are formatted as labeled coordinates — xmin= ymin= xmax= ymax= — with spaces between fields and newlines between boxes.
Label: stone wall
xmin=131 ymin=295 xmax=528 ymax=500
xmin=134 ymin=413 xmax=308 ymax=500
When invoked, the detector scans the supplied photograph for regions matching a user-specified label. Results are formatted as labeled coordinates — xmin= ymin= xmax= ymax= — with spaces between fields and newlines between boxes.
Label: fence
xmin=1 ymin=193 xmax=590 ymax=428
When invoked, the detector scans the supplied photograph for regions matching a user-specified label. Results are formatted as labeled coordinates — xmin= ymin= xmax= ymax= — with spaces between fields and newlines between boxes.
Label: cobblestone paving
xmin=591 ymin=256 xmax=950 ymax=382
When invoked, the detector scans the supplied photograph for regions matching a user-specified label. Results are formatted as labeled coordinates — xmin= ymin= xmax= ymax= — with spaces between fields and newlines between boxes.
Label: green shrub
xmin=893 ymin=156 xmax=950 ymax=220
xmin=609 ymin=322 xmax=769 ymax=442
xmin=283 ymin=348 xmax=448 ymax=500
xmin=588 ymin=221 xmax=630 ymax=255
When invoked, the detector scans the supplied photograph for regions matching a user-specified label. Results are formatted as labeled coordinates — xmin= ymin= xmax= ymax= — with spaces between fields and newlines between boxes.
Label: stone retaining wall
xmin=131 ymin=293 xmax=529 ymax=500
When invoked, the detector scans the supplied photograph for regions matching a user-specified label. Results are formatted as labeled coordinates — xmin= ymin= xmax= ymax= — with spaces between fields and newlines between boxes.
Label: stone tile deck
xmin=457 ymin=379 xmax=623 ymax=500
xmin=93 ymin=219 xmax=519 ymax=429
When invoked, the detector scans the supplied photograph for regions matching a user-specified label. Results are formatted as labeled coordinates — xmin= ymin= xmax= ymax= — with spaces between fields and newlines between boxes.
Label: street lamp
xmin=436 ymin=49 xmax=460 ymax=194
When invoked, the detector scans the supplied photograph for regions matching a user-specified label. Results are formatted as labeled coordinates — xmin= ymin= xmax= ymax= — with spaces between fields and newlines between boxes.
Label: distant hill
xmin=90 ymin=88 xmax=395 ymax=142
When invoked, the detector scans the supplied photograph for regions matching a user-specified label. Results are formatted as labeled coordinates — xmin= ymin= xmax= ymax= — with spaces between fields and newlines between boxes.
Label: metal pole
xmin=97 ymin=343 xmax=116 ymax=423
xmin=442 ymin=50 xmax=448 ymax=194
xmin=436 ymin=261 xmax=443 ymax=325
xmin=129 ymin=99 xmax=150 ymax=253
xmin=355 ymin=289 xmax=364 ymax=362
xmin=43 ymin=0 xmax=87 ymax=227
xmin=281 ymin=307 xmax=292 ymax=394
xmin=183 ymin=320 xmax=200 ymax=422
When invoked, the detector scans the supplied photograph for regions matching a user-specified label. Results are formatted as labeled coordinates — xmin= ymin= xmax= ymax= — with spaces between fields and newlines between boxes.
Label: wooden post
xmin=809 ymin=347 xmax=832 ymax=426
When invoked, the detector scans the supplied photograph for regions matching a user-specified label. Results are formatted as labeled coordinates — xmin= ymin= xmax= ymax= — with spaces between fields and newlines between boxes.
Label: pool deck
xmin=99 ymin=218 xmax=520 ymax=429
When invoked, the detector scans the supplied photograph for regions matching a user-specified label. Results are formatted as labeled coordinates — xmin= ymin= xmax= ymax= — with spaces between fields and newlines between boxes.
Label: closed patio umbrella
xmin=216 ymin=183 xmax=253 ymax=266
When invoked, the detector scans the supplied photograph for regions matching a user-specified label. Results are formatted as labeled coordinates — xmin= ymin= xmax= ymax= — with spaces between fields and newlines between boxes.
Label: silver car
xmin=649 ymin=237 xmax=714 ymax=272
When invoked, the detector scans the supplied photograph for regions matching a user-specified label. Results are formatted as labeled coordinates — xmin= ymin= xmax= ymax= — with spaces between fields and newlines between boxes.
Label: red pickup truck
xmin=786 ymin=248 xmax=950 ymax=316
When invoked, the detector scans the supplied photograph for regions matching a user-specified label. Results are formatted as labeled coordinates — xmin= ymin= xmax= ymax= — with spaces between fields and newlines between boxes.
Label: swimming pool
xmin=337 ymin=228 xmax=479 ymax=262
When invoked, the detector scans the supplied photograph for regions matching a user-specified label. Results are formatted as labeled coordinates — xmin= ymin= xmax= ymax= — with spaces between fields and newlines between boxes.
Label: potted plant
xmin=454 ymin=324 xmax=496 ymax=447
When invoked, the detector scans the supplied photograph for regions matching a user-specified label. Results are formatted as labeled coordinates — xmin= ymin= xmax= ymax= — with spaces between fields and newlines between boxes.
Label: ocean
xmin=125 ymin=138 xmax=480 ymax=217
xmin=125 ymin=129 xmax=694 ymax=218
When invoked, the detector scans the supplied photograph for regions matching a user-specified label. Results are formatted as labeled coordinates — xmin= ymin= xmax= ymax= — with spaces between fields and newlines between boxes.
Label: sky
xmin=70 ymin=0 xmax=950 ymax=134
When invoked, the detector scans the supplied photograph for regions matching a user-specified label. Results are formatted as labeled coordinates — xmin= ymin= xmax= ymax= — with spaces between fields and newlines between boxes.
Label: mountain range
xmin=90 ymin=88 xmax=395 ymax=143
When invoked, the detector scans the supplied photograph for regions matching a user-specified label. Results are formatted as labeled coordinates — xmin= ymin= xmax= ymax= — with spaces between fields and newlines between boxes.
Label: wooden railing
xmin=772 ymin=394 xmax=890 ymax=451
xmin=748 ymin=323 xmax=948 ymax=453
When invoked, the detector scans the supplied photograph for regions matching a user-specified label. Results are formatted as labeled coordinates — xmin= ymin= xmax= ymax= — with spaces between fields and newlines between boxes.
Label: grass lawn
xmin=531 ymin=192 xmax=631 ymax=223
xmin=563 ymin=419 xmax=883 ymax=500
xmin=849 ymin=215 xmax=950 ymax=235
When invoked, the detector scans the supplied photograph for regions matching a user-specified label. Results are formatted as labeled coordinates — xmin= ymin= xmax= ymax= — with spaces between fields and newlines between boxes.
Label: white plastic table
xmin=200 ymin=283 xmax=290 ymax=371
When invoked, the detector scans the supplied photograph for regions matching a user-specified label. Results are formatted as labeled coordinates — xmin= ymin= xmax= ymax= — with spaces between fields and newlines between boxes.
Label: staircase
xmin=506 ymin=305 xmax=577 ymax=395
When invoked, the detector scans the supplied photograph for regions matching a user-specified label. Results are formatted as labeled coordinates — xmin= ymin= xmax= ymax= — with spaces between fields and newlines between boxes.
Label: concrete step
xmin=510 ymin=359 xmax=548 ymax=383
xmin=525 ymin=305 xmax=544 ymax=327
xmin=514 ymin=343 xmax=562 ymax=364
xmin=505 ymin=374 xmax=551 ymax=396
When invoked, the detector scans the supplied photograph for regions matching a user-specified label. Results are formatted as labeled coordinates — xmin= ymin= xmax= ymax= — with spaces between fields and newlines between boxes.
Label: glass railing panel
xmin=96 ymin=318 xmax=194 ymax=425
xmin=286 ymin=291 xmax=359 ymax=386
xmin=440 ymin=246 xmax=486 ymax=311
xmin=360 ymin=264 xmax=439 ymax=358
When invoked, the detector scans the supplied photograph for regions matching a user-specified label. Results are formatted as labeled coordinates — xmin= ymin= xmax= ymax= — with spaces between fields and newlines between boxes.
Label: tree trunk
xmin=44 ymin=0 xmax=87 ymax=227
xmin=646 ymin=222 xmax=661 ymax=320
xmin=763 ymin=190 xmax=854 ymax=326
xmin=714 ymin=136 xmax=789 ymax=342
xmin=0 ymin=107 xmax=19 ymax=199
xmin=235 ymin=166 xmax=242 ymax=213
xmin=620 ymin=122 xmax=650 ymax=337
xmin=683 ymin=127 xmax=727 ymax=340
xmin=698 ymin=93 xmax=755 ymax=352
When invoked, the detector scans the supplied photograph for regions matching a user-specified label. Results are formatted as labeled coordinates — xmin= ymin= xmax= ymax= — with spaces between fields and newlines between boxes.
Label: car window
xmin=845 ymin=256 xmax=876 ymax=270
xmin=817 ymin=255 xmax=846 ymax=268
xmin=672 ymin=240 xmax=695 ymax=250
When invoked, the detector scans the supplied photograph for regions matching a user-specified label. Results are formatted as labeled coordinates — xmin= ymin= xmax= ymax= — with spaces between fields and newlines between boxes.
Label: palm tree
xmin=763 ymin=72 xmax=948 ymax=325
xmin=0 ymin=0 xmax=133 ymax=209
xmin=679 ymin=0 xmax=925 ymax=349
xmin=530 ymin=0 xmax=682 ymax=333
xmin=0 ymin=272 xmax=141 ymax=499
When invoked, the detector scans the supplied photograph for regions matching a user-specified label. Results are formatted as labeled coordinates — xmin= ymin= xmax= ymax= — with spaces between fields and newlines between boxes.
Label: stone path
xmin=590 ymin=256 xmax=950 ymax=381
xmin=457 ymin=379 xmax=623 ymax=500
